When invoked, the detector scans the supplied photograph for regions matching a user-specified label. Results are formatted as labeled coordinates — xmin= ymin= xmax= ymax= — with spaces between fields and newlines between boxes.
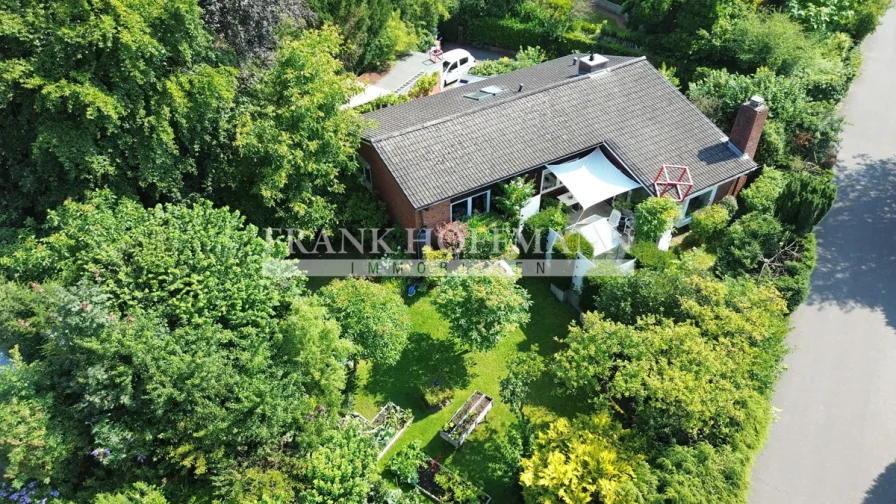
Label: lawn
xmin=353 ymin=278 xmax=581 ymax=502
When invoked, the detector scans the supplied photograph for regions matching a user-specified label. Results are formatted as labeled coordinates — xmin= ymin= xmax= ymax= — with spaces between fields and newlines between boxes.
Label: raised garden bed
xmin=352 ymin=402 xmax=413 ymax=459
xmin=416 ymin=459 xmax=491 ymax=504
xmin=439 ymin=390 xmax=493 ymax=448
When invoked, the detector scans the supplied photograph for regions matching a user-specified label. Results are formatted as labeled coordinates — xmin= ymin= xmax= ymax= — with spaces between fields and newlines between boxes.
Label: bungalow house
xmin=358 ymin=53 xmax=768 ymax=251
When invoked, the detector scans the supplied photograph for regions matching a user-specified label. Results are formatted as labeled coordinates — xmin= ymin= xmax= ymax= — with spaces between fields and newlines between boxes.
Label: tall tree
xmin=199 ymin=0 xmax=313 ymax=63
xmin=224 ymin=25 xmax=364 ymax=232
xmin=0 ymin=193 xmax=354 ymax=500
xmin=0 ymin=0 xmax=238 ymax=226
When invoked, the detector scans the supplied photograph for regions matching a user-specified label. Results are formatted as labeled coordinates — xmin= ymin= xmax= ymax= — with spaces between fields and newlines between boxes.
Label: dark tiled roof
xmin=362 ymin=55 xmax=757 ymax=210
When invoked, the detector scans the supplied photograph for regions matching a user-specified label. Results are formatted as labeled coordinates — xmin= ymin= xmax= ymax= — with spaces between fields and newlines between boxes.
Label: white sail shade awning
xmin=545 ymin=148 xmax=641 ymax=210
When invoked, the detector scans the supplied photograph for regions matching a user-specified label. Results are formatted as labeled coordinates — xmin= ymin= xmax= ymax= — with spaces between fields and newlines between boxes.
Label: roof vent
xmin=517 ymin=83 xmax=524 ymax=92
xmin=578 ymin=53 xmax=609 ymax=75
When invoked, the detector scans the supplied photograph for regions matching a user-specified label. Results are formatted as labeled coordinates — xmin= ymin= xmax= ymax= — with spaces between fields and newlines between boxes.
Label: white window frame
xmin=677 ymin=186 xmax=718 ymax=226
xmin=540 ymin=169 xmax=564 ymax=193
xmin=450 ymin=190 xmax=491 ymax=221
xmin=360 ymin=158 xmax=373 ymax=188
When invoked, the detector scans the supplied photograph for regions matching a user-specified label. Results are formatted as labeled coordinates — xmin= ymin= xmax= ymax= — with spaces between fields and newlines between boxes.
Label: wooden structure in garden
xmin=439 ymin=391 xmax=493 ymax=448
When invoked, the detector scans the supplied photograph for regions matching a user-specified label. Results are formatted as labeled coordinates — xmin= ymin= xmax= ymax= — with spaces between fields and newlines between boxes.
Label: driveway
xmin=750 ymin=7 xmax=896 ymax=504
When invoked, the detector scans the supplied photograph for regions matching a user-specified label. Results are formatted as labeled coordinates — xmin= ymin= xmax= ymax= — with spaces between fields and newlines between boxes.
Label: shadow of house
xmin=807 ymin=155 xmax=896 ymax=330
xmin=864 ymin=460 xmax=896 ymax=504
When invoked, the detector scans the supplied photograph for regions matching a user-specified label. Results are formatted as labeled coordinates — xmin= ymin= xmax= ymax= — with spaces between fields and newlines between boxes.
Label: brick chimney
xmin=728 ymin=96 xmax=769 ymax=159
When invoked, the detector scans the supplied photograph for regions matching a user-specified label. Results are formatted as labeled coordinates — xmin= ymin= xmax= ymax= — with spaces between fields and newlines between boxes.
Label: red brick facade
xmin=360 ymin=143 xmax=419 ymax=230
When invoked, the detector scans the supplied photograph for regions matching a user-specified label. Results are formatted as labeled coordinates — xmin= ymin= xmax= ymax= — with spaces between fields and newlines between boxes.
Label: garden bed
xmin=416 ymin=459 xmax=491 ymax=504
xmin=352 ymin=402 xmax=413 ymax=459
xmin=439 ymin=391 xmax=493 ymax=448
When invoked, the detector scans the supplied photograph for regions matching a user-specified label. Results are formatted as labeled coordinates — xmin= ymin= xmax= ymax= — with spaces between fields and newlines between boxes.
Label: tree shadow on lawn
xmin=437 ymin=423 xmax=526 ymax=504
xmin=364 ymin=331 xmax=474 ymax=418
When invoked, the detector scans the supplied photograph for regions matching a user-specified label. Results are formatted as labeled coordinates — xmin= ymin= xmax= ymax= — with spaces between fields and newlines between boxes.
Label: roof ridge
xmin=369 ymin=56 xmax=648 ymax=144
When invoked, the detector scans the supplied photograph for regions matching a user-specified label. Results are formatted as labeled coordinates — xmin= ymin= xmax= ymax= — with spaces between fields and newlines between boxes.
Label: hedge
xmin=466 ymin=17 xmax=549 ymax=52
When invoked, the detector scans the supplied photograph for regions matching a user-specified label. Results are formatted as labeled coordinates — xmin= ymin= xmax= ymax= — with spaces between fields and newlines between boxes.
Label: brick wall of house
xmin=419 ymin=201 xmax=451 ymax=229
xmin=360 ymin=143 xmax=419 ymax=230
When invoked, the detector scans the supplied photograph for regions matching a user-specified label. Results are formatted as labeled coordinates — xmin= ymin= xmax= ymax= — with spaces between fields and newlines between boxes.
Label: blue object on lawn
xmin=408 ymin=283 xmax=417 ymax=297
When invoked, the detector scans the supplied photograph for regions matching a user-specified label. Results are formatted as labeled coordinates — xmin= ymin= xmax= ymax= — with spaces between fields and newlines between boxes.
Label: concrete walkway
xmin=750 ymin=7 xmax=896 ymax=504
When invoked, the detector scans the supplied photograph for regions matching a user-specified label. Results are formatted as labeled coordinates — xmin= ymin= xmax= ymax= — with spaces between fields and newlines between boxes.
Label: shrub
xmin=496 ymin=177 xmax=536 ymax=227
xmin=774 ymin=171 xmax=837 ymax=235
xmin=580 ymin=262 xmax=623 ymax=312
xmin=741 ymin=168 xmax=786 ymax=214
xmin=716 ymin=213 xmax=784 ymax=276
xmin=436 ymin=221 xmax=469 ymax=257
xmin=630 ymin=241 xmax=674 ymax=270
xmin=408 ymin=72 xmax=439 ymax=98
xmin=634 ymin=197 xmax=681 ymax=244
xmin=354 ymin=93 xmax=411 ymax=113
xmin=689 ymin=205 xmax=730 ymax=245
xmin=422 ymin=381 xmax=455 ymax=409
xmin=434 ymin=470 xmax=481 ymax=504
xmin=469 ymin=47 xmax=547 ymax=76
xmin=769 ymin=233 xmax=817 ymax=311
xmin=387 ymin=441 xmax=427 ymax=485
xmin=719 ymin=195 xmax=739 ymax=217
xmin=466 ymin=17 xmax=549 ymax=51
xmin=463 ymin=213 xmax=514 ymax=259
xmin=551 ymin=231 xmax=594 ymax=259
xmin=520 ymin=205 xmax=568 ymax=256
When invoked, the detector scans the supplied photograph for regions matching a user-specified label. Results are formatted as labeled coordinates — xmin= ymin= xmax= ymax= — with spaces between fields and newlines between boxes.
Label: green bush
xmin=580 ymin=262 xmax=623 ymax=312
xmin=520 ymin=205 xmax=568 ymax=256
xmin=630 ymin=241 xmax=674 ymax=271
xmin=495 ymin=176 xmax=536 ymax=227
xmin=434 ymin=469 xmax=482 ymax=504
xmin=387 ymin=441 xmax=427 ymax=485
xmin=718 ymin=195 xmax=739 ymax=217
xmin=774 ymin=171 xmax=837 ymax=235
xmin=689 ymin=205 xmax=730 ymax=245
xmin=716 ymin=212 xmax=784 ymax=276
xmin=462 ymin=212 xmax=514 ymax=259
xmin=769 ymin=232 xmax=817 ymax=312
xmin=741 ymin=168 xmax=786 ymax=214
xmin=551 ymin=231 xmax=594 ymax=260
xmin=470 ymin=47 xmax=547 ymax=76
xmin=422 ymin=381 xmax=454 ymax=409
xmin=634 ymin=197 xmax=681 ymax=244
xmin=408 ymin=72 xmax=439 ymax=98
xmin=354 ymin=93 xmax=411 ymax=113
xmin=466 ymin=17 xmax=549 ymax=51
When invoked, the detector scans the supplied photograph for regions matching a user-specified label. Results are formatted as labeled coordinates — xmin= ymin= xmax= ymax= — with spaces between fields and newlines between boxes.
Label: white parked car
xmin=440 ymin=49 xmax=476 ymax=87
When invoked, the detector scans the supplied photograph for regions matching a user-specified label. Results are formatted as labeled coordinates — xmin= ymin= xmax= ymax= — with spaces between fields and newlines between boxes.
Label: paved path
xmin=750 ymin=8 xmax=896 ymax=504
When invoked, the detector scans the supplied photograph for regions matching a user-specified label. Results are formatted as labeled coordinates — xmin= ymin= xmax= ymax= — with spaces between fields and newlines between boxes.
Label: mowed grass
xmin=354 ymin=278 xmax=581 ymax=502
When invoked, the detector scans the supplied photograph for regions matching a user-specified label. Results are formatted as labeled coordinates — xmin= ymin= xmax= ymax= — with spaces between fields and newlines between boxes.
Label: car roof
xmin=442 ymin=49 xmax=472 ymax=61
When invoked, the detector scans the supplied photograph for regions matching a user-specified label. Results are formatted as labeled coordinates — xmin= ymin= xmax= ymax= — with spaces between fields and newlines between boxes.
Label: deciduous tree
xmin=433 ymin=265 xmax=531 ymax=351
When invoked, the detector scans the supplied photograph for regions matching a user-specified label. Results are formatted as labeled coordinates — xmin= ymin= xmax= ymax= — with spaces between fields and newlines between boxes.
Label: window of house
xmin=360 ymin=158 xmax=372 ymax=188
xmin=541 ymin=170 xmax=564 ymax=193
xmin=451 ymin=190 xmax=490 ymax=221
xmin=680 ymin=187 xmax=717 ymax=223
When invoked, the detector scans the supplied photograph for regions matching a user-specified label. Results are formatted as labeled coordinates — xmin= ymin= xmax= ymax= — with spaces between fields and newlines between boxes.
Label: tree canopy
xmin=433 ymin=265 xmax=532 ymax=351
xmin=0 ymin=0 xmax=238 ymax=226
xmin=0 ymin=193 xmax=367 ymax=501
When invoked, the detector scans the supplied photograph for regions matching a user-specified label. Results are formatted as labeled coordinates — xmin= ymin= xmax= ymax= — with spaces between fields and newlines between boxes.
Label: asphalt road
xmin=750 ymin=7 xmax=896 ymax=504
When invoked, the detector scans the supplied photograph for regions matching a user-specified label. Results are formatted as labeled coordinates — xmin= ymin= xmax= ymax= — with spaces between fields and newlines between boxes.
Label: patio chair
xmin=608 ymin=209 xmax=621 ymax=228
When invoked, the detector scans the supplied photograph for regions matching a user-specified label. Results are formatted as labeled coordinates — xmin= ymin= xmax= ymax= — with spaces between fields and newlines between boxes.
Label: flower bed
xmin=416 ymin=459 xmax=491 ymax=504
xmin=439 ymin=391 xmax=493 ymax=448
xmin=352 ymin=402 xmax=413 ymax=459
